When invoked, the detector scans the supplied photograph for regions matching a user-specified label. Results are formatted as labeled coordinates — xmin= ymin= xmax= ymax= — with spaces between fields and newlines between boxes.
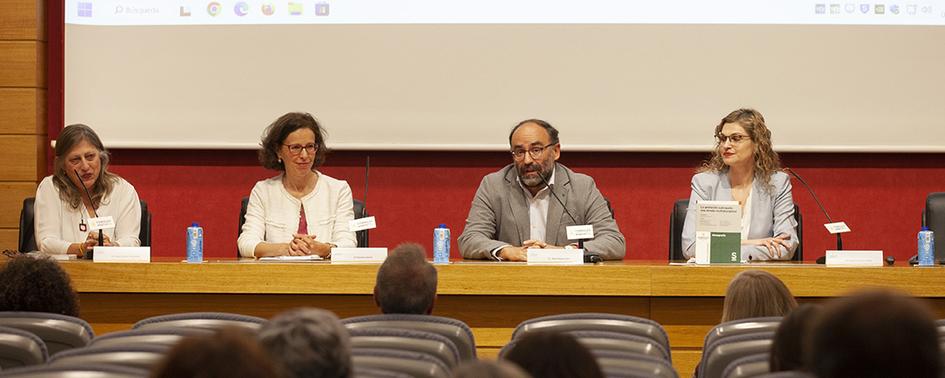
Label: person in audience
xmin=769 ymin=303 xmax=822 ymax=372
xmin=458 ymin=118 xmax=626 ymax=261
xmin=808 ymin=289 xmax=940 ymax=378
xmin=721 ymin=270 xmax=797 ymax=322
xmin=35 ymin=123 xmax=141 ymax=256
xmin=238 ymin=112 xmax=357 ymax=258
xmin=681 ymin=108 xmax=798 ymax=261
xmin=374 ymin=243 xmax=437 ymax=314
xmin=453 ymin=360 xmax=531 ymax=378
xmin=152 ymin=327 xmax=278 ymax=378
xmin=503 ymin=331 xmax=603 ymax=378
xmin=258 ymin=308 xmax=352 ymax=378
xmin=0 ymin=255 xmax=79 ymax=316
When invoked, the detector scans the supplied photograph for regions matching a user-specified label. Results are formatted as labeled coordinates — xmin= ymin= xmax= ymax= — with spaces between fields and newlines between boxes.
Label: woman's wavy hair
xmin=52 ymin=124 xmax=118 ymax=209
xmin=259 ymin=112 xmax=329 ymax=171
xmin=699 ymin=108 xmax=782 ymax=190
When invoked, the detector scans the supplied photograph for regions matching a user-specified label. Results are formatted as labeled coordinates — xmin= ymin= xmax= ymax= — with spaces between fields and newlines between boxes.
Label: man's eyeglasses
xmin=284 ymin=143 xmax=317 ymax=155
xmin=716 ymin=134 xmax=751 ymax=145
xmin=511 ymin=143 xmax=558 ymax=161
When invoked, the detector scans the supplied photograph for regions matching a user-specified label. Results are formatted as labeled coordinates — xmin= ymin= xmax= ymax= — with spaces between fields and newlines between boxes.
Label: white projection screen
xmin=65 ymin=0 xmax=945 ymax=151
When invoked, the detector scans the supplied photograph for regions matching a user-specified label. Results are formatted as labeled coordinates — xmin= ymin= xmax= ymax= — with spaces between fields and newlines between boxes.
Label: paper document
xmin=259 ymin=255 xmax=324 ymax=261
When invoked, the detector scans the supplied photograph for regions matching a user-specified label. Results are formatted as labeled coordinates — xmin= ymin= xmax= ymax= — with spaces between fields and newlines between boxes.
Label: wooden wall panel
xmin=0 ymin=88 xmax=45 ymax=134
xmin=0 ymin=135 xmax=44 ymax=181
xmin=0 ymin=41 xmax=45 ymax=87
xmin=0 ymin=0 xmax=44 ymax=40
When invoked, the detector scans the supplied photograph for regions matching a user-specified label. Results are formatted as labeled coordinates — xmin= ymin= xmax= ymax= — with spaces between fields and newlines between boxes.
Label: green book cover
xmin=710 ymin=232 xmax=741 ymax=263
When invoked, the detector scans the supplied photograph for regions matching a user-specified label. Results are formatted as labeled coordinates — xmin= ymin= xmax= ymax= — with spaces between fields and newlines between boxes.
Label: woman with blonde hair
xmin=681 ymin=108 xmax=799 ymax=261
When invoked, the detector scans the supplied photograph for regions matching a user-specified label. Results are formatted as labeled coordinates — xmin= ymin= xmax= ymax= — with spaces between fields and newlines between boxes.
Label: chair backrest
xmin=349 ymin=328 xmax=460 ymax=368
xmin=722 ymin=352 xmax=770 ymax=378
xmin=342 ymin=314 xmax=476 ymax=361
xmin=352 ymin=348 xmax=451 ymax=378
xmin=669 ymin=200 xmax=803 ymax=261
xmin=18 ymin=198 xmax=151 ymax=251
xmin=593 ymin=350 xmax=679 ymax=378
xmin=238 ymin=197 xmax=370 ymax=255
xmin=49 ymin=344 xmax=169 ymax=371
xmin=132 ymin=312 xmax=266 ymax=332
xmin=0 ymin=325 xmax=48 ymax=369
xmin=0 ymin=362 xmax=149 ymax=378
xmin=0 ymin=312 xmax=94 ymax=355
xmin=703 ymin=317 xmax=782 ymax=353
xmin=511 ymin=313 xmax=670 ymax=354
xmin=924 ymin=192 xmax=945 ymax=261
xmin=701 ymin=332 xmax=775 ymax=378
xmin=90 ymin=328 xmax=212 ymax=349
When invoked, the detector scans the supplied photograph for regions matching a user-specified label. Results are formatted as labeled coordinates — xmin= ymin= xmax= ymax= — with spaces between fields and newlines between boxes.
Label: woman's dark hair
xmin=152 ymin=327 xmax=278 ymax=378
xmin=258 ymin=112 xmax=329 ymax=171
xmin=770 ymin=303 xmax=822 ymax=372
xmin=504 ymin=332 xmax=603 ymax=378
xmin=0 ymin=255 xmax=79 ymax=317
xmin=52 ymin=124 xmax=119 ymax=209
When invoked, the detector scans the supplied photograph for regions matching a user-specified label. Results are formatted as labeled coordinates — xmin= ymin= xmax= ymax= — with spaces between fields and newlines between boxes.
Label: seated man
xmin=374 ymin=243 xmax=437 ymax=314
xmin=458 ymin=119 xmax=626 ymax=261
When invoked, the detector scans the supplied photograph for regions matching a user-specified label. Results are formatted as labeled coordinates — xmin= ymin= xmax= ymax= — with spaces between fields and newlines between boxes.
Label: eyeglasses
xmin=716 ymin=133 xmax=751 ymax=145
xmin=284 ymin=143 xmax=317 ymax=155
xmin=511 ymin=143 xmax=558 ymax=161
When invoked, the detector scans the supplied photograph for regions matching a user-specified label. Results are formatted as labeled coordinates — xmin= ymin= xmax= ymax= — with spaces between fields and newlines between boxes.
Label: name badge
xmin=566 ymin=225 xmax=594 ymax=240
xmin=331 ymin=248 xmax=387 ymax=264
xmin=349 ymin=216 xmax=377 ymax=232
xmin=88 ymin=216 xmax=116 ymax=231
xmin=824 ymin=222 xmax=851 ymax=234
xmin=527 ymin=248 xmax=584 ymax=265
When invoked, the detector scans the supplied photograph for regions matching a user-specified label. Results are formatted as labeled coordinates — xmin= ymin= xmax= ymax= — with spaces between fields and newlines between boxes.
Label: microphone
xmin=537 ymin=164 xmax=602 ymax=263
xmin=784 ymin=168 xmax=845 ymax=264
xmin=74 ymin=169 xmax=104 ymax=258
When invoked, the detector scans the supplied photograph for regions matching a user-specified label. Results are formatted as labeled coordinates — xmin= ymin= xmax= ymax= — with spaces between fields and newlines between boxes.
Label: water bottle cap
xmin=192 ymin=222 xmax=199 ymax=227
xmin=438 ymin=224 xmax=447 ymax=228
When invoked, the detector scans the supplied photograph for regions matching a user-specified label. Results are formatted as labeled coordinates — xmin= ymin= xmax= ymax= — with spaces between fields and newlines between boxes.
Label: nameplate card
xmin=824 ymin=250 xmax=883 ymax=267
xmin=824 ymin=222 xmax=852 ymax=234
xmin=93 ymin=247 xmax=151 ymax=263
xmin=349 ymin=216 xmax=377 ymax=232
xmin=331 ymin=248 xmax=387 ymax=264
xmin=527 ymin=248 xmax=584 ymax=265
xmin=88 ymin=216 xmax=116 ymax=231
xmin=566 ymin=225 xmax=594 ymax=240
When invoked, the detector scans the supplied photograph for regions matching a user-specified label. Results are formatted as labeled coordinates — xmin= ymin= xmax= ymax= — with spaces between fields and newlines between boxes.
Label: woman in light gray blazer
xmin=681 ymin=108 xmax=798 ymax=261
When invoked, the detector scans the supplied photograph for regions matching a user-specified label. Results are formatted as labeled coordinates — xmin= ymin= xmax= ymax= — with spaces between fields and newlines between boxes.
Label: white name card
xmin=527 ymin=248 xmax=584 ymax=265
xmin=331 ymin=248 xmax=387 ymax=264
xmin=566 ymin=225 xmax=594 ymax=240
xmin=824 ymin=222 xmax=851 ymax=234
xmin=349 ymin=216 xmax=377 ymax=232
xmin=824 ymin=250 xmax=883 ymax=267
xmin=88 ymin=216 xmax=116 ymax=231
xmin=93 ymin=246 xmax=151 ymax=263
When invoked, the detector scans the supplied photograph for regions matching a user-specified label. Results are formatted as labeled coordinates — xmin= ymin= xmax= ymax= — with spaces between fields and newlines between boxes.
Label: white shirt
xmin=34 ymin=175 xmax=142 ymax=254
xmin=238 ymin=172 xmax=357 ymax=257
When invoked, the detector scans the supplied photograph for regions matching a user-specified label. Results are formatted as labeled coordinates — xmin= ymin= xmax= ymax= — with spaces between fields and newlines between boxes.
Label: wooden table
xmin=58 ymin=259 xmax=945 ymax=375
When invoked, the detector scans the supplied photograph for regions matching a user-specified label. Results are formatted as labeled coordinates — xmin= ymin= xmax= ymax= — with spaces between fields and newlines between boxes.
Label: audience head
xmin=152 ymin=327 xmax=278 ymax=378
xmin=258 ymin=308 xmax=352 ymax=378
xmin=702 ymin=108 xmax=781 ymax=185
xmin=503 ymin=331 xmax=603 ymax=378
xmin=721 ymin=270 xmax=797 ymax=322
xmin=52 ymin=123 xmax=117 ymax=208
xmin=0 ymin=255 xmax=79 ymax=316
xmin=809 ymin=289 xmax=940 ymax=378
xmin=453 ymin=360 xmax=532 ymax=378
xmin=508 ymin=119 xmax=561 ymax=190
xmin=769 ymin=303 xmax=822 ymax=372
xmin=259 ymin=112 xmax=329 ymax=172
xmin=374 ymin=243 xmax=438 ymax=314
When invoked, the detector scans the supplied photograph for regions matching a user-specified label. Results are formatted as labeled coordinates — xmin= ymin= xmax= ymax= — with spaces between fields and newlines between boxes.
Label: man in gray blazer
xmin=458 ymin=119 xmax=627 ymax=261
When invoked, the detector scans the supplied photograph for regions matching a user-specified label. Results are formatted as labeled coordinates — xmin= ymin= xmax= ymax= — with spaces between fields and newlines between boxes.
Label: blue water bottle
xmin=187 ymin=222 xmax=204 ymax=263
xmin=433 ymin=224 xmax=450 ymax=264
xmin=918 ymin=226 xmax=934 ymax=266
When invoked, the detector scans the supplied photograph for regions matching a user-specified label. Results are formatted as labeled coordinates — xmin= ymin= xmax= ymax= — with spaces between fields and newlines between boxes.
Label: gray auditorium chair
xmin=510 ymin=313 xmax=670 ymax=354
xmin=90 ymin=328 xmax=212 ymax=349
xmin=702 ymin=317 xmax=782 ymax=352
xmin=132 ymin=312 xmax=266 ymax=332
xmin=343 ymin=314 xmax=476 ymax=361
xmin=0 ymin=362 xmax=149 ymax=377
xmin=351 ymin=348 xmax=451 ymax=378
xmin=700 ymin=332 xmax=775 ymax=378
xmin=593 ymin=350 xmax=679 ymax=378
xmin=0 ymin=325 xmax=48 ymax=369
xmin=722 ymin=352 xmax=770 ymax=378
xmin=349 ymin=328 xmax=460 ymax=368
xmin=49 ymin=344 xmax=169 ymax=371
xmin=0 ymin=312 xmax=94 ymax=355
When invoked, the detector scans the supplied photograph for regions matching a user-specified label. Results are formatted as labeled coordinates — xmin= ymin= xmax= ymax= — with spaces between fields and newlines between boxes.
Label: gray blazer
xmin=681 ymin=171 xmax=798 ymax=261
xmin=458 ymin=163 xmax=626 ymax=260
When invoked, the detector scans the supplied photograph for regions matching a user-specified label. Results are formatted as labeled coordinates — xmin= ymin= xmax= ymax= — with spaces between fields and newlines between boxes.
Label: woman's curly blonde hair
xmin=700 ymin=108 xmax=782 ymax=191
